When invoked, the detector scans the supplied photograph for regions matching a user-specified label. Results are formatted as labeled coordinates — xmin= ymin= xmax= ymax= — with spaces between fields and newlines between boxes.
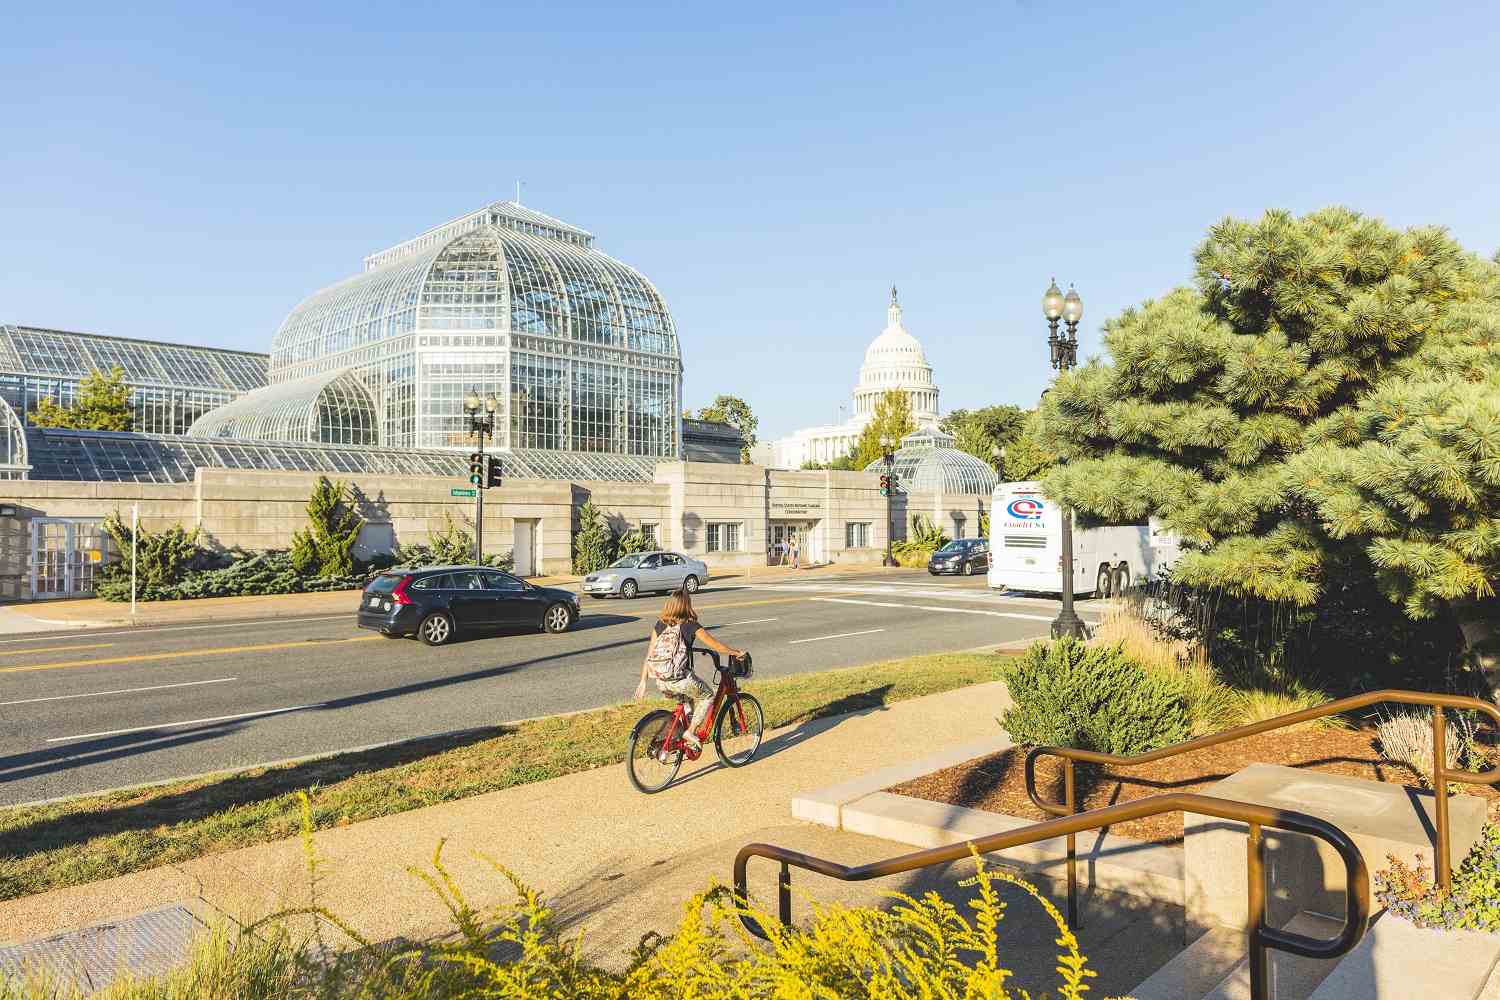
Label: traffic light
xmin=486 ymin=456 xmax=503 ymax=489
xmin=468 ymin=452 xmax=484 ymax=487
xmin=879 ymin=474 xmax=890 ymax=496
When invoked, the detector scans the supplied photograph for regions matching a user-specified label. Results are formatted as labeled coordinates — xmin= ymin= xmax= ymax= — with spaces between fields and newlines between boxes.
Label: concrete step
xmin=1128 ymin=925 xmax=1246 ymax=1000
xmin=1308 ymin=910 xmax=1500 ymax=1000
xmin=1203 ymin=911 xmax=1345 ymax=1000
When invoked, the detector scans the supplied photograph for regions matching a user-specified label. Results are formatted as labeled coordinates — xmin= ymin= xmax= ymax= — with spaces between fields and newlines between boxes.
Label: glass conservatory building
xmin=194 ymin=200 xmax=684 ymax=466
xmin=0 ymin=324 xmax=269 ymax=438
xmin=864 ymin=430 xmax=999 ymax=496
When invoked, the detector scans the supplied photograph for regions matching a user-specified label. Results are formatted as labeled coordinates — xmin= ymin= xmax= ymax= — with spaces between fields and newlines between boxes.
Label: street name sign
xmin=450 ymin=488 xmax=477 ymax=497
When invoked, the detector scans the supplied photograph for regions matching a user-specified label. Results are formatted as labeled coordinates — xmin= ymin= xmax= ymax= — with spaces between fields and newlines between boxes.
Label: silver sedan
xmin=580 ymin=551 xmax=710 ymax=600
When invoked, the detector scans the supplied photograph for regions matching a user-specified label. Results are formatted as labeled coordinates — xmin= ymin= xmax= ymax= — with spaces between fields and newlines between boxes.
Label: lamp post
xmin=881 ymin=434 xmax=897 ymax=567
xmin=463 ymin=387 xmax=499 ymax=565
xmin=1043 ymin=279 xmax=1087 ymax=639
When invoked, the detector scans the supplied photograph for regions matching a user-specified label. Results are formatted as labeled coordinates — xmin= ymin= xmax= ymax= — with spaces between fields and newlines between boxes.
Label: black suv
xmin=927 ymin=538 xmax=991 ymax=576
xmin=358 ymin=566 xmax=581 ymax=645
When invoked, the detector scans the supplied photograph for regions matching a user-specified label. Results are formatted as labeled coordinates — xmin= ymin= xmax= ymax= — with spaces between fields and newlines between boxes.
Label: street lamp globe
xmin=1042 ymin=279 xmax=1065 ymax=321
xmin=484 ymin=392 xmax=499 ymax=414
xmin=1062 ymin=286 xmax=1084 ymax=325
xmin=463 ymin=389 xmax=481 ymax=414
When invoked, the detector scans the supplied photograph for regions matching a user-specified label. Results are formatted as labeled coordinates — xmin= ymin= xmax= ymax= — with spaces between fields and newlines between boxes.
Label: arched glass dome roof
xmin=186 ymin=369 xmax=378 ymax=446
xmin=864 ymin=430 xmax=998 ymax=496
xmin=0 ymin=394 xmax=27 ymax=479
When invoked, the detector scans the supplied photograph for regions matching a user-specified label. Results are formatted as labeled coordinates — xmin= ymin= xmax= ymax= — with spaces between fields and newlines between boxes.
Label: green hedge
xmin=95 ymin=551 xmax=367 ymax=601
xmin=1000 ymin=638 xmax=1192 ymax=755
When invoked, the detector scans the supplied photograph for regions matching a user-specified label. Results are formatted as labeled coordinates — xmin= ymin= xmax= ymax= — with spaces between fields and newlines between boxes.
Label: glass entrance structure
xmin=229 ymin=200 xmax=683 ymax=467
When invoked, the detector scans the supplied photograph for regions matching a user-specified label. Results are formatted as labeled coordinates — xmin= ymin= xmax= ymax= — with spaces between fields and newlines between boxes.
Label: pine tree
xmin=290 ymin=476 xmax=363 ymax=577
xmin=572 ymin=501 xmax=615 ymax=574
xmin=1038 ymin=208 xmax=1500 ymax=693
xmin=851 ymin=390 xmax=916 ymax=469
xmin=30 ymin=366 xmax=134 ymax=431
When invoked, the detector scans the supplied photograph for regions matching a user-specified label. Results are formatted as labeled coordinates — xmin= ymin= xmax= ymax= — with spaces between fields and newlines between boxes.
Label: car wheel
xmin=419 ymin=611 xmax=455 ymax=646
xmin=957 ymin=561 xmax=968 ymax=576
xmin=621 ymin=579 xmax=639 ymax=600
xmin=542 ymin=603 xmax=573 ymax=634
xmin=682 ymin=574 xmax=699 ymax=594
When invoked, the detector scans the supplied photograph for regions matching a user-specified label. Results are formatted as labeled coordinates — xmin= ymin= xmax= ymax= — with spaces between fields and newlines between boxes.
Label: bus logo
xmin=1006 ymin=498 xmax=1044 ymax=520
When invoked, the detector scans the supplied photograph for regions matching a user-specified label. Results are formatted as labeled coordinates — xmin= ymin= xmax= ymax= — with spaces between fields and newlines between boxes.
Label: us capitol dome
xmin=769 ymin=287 xmax=941 ymax=468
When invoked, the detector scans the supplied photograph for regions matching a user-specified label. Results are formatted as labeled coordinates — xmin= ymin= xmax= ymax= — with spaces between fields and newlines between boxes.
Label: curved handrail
xmin=1023 ymin=688 xmax=1499 ymax=899
xmin=733 ymin=792 xmax=1369 ymax=1000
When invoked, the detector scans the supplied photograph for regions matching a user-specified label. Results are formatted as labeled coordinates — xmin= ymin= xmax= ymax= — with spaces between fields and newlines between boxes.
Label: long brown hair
xmin=659 ymin=590 xmax=698 ymax=625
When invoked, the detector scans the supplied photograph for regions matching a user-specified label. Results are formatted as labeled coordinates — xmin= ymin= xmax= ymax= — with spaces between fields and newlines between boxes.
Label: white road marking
xmin=814 ymin=597 xmax=1061 ymax=623
xmin=0 ymin=677 xmax=237 ymax=707
xmin=789 ymin=628 xmax=886 ymax=644
xmin=0 ymin=615 xmax=352 ymax=645
xmin=717 ymin=618 xmax=779 ymax=627
xmin=47 ymin=704 xmax=320 ymax=743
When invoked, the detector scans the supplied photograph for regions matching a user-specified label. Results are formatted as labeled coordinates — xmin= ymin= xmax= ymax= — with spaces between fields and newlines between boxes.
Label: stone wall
xmin=0 ymin=462 xmax=991 ymax=599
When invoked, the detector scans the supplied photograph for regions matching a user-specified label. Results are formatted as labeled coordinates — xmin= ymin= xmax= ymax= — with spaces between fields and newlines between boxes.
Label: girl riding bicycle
xmin=633 ymin=590 xmax=744 ymax=754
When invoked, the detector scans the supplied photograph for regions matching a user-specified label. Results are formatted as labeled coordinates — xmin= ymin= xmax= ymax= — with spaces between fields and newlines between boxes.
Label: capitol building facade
xmin=769 ymin=288 xmax=941 ymax=469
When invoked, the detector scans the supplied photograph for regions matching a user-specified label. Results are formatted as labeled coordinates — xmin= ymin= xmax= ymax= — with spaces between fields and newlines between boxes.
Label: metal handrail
xmin=1024 ymin=688 xmax=1500 ymax=928
xmin=733 ymin=792 xmax=1370 ymax=1000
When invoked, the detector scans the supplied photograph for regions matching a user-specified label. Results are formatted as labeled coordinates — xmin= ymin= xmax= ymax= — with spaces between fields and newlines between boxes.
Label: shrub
xmin=1375 ymin=822 xmax=1500 ymax=932
xmin=1374 ymin=709 xmax=1478 ymax=785
xmin=101 ymin=511 xmax=208 ymax=589
xmin=572 ymin=501 xmax=615 ymax=574
xmin=391 ymin=510 xmax=511 ymax=569
xmin=290 ymin=476 xmax=362 ymax=577
xmin=1001 ymin=638 xmax=1192 ymax=754
xmin=96 ymin=551 xmax=367 ymax=601
xmin=616 ymin=527 xmax=652 ymax=556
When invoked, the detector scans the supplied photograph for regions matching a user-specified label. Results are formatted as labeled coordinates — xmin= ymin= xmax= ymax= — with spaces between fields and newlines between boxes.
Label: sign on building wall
xmin=770 ymin=500 xmax=824 ymax=517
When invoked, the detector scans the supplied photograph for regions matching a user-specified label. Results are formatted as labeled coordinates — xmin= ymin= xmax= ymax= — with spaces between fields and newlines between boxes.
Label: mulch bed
xmin=890 ymin=727 xmax=1500 ymax=847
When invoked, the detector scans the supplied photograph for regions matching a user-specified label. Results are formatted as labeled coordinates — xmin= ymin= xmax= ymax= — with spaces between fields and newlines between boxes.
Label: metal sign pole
xmin=130 ymin=503 xmax=138 ymax=617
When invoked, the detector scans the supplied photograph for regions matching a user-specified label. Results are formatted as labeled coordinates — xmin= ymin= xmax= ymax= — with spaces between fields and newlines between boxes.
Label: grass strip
xmin=0 ymin=650 xmax=1009 ymax=902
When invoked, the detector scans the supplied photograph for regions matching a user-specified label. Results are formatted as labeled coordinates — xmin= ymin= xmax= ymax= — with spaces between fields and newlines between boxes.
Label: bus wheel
xmin=1096 ymin=564 xmax=1113 ymax=598
xmin=1114 ymin=562 xmax=1130 ymax=594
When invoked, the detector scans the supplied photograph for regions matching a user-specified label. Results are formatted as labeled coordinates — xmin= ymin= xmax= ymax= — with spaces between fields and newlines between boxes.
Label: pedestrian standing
xmin=791 ymin=535 xmax=801 ymax=570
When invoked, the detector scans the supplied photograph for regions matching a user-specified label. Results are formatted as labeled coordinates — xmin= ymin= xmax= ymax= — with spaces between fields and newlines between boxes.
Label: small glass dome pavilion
xmin=864 ymin=429 xmax=998 ymax=496
xmin=0 ymin=395 xmax=28 ymax=479
xmin=186 ymin=369 xmax=378 ymax=445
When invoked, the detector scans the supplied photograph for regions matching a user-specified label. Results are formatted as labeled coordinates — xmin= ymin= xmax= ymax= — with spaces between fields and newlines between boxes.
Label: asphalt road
xmin=0 ymin=571 xmax=1104 ymax=805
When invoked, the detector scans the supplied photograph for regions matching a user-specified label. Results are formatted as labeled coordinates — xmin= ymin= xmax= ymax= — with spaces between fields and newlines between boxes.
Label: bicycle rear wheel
xmin=714 ymin=693 xmax=764 ymax=767
xmin=627 ymin=709 xmax=683 ymax=793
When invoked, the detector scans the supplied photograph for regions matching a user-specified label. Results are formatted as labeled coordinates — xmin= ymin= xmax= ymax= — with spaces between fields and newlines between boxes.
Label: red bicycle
xmin=627 ymin=649 xmax=764 ymax=793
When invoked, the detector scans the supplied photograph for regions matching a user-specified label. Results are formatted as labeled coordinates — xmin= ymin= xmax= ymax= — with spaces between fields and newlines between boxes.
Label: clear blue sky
xmin=3 ymin=2 xmax=1497 ymax=440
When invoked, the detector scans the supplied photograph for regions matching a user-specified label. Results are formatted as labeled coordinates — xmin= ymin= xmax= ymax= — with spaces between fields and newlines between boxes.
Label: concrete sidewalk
xmin=0 ymin=680 xmax=1011 ymax=955
xmin=0 ymin=561 xmax=897 ymax=631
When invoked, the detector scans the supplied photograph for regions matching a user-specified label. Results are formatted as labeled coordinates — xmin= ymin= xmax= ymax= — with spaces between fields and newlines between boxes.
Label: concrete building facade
xmin=0 ymin=463 xmax=986 ymax=601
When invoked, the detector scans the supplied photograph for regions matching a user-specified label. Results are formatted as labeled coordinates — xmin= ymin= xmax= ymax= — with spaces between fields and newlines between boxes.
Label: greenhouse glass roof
xmin=0 ymin=394 xmax=26 ymax=479
xmin=186 ymin=369 xmax=378 ymax=445
xmin=23 ymin=428 xmax=659 ymax=484
xmin=0 ymin=324 xmax=268 ymax=391
xmin=863 ymin=430 xmax=998 ymax=496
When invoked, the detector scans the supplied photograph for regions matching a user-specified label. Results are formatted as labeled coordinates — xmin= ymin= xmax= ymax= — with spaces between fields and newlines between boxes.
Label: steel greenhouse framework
xmin=265 ymin=200 xmax=683 ymax=458
xmin=864 ymin=430 xmax=999 ymax=496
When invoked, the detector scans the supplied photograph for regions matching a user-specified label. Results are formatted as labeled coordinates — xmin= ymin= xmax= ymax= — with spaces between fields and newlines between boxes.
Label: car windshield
xmin=938 ymin=541 xmax=973 ymax=553
xmin=609 ymin=555 xmax=642 ymax=569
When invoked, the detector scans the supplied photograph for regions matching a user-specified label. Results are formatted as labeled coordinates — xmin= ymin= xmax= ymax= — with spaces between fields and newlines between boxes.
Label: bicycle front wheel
xmin=714 ymin=693 xmax=764 ymax=767
xmin=627 ymin=710 xmax=683 ymax=793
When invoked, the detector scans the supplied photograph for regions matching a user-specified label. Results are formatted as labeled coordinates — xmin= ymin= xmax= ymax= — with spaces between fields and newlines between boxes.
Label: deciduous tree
xmin=31 ymin=366 xmax=133 ymax=431
xmin=851 ymin=390 xmax=915 ymax=470
xmin=695 ymin=395 xmax=758 ymax=463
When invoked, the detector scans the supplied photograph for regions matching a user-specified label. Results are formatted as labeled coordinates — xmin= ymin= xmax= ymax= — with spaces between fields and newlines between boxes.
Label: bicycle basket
xmin=730 ymin=652 xmax=754 ymax=679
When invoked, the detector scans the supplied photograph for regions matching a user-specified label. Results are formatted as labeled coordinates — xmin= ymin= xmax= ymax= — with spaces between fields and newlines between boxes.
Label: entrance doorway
xmin=512 ymin=519 xmax=537 ymax=576
xmin=30 ymin=518 xmax=111 ymax=599
xmin=769 ymin=520 xmax=821 ymax=566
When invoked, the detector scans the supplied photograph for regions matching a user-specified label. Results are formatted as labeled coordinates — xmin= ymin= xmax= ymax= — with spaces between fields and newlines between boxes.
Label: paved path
xmin=0 ymin=679 xmax=1177 ymax=996
xmin=0 ymin=570 xmax=1104 ymax=803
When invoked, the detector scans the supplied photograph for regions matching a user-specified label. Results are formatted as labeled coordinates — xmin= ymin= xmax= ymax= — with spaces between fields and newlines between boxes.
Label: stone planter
xmin=1309 ymin=913 xmax=1500 ymax=999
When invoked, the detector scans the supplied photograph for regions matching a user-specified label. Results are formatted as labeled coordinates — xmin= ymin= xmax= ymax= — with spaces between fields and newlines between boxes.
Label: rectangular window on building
xmin=845 ymin=522 xmax=870 ymax=548
xmin=706 ymin=522 xmax=741 ymax=553
xmin=640 ymin=522 xmax=658 ymax=547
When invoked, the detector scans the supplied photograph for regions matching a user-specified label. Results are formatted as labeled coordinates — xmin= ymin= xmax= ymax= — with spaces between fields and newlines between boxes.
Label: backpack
xmin=646 ymin=623 xmax=691 ymax=682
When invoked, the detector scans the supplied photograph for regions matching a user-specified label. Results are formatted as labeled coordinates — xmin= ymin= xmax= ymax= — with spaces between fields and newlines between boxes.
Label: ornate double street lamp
xmin=463 ymin=388 xmax=499 ymax=565
xmin=881 ymin=433 xmax=897 ymax=567
xmin=1042 ymin=279 xmax=1087 ymax=639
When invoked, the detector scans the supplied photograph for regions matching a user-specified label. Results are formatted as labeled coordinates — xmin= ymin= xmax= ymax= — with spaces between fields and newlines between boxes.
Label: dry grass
xmin=0 ymin=651 xmax=1007 ymax=903
xmin=1090 ymin=601 xmax=1342 ymax=734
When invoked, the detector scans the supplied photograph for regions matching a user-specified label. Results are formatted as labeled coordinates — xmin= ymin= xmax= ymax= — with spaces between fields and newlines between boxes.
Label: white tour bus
xmin=987 ymin=481 xmax=1181 ymax=597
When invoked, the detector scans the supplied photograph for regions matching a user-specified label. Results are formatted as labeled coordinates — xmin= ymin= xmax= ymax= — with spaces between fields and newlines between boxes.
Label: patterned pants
xmin=657 ymin=673 xmax=713 ymax=736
